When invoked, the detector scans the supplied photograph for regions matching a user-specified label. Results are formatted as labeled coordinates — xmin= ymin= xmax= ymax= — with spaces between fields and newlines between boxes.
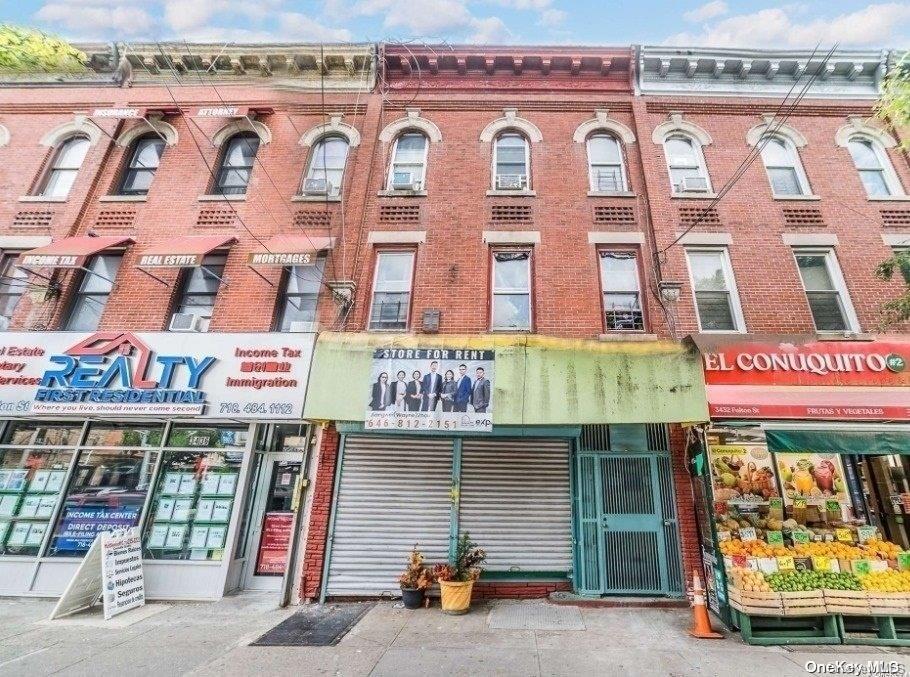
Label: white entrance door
xmin=243 ymin=452 xmax=303 ymax=591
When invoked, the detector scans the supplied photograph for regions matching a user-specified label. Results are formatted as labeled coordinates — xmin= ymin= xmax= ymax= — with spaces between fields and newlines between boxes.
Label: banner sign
xmin=137 ymin=253 xmax=206 ymax=268
xmin=255 ymin=511 xmax=294 ymax=575
xmin=53 ymin=504 xmax=143 ymax=555
xmin=19 ymin=253 xmax=85 ymax=268
xmin=366 ymin=347 xmax=495 ymax=432
xmin=0 ymin=331 xmax=314 ymax=419
xmin=192 ymin=106 xmax=248 ymax=118
xmin=100 ymin=528 xmax=145 ymax=620
xmin=91 ymin=108 xmax=145 ymax=119
xmin=247 ymin=251 xmax=316 ymax=267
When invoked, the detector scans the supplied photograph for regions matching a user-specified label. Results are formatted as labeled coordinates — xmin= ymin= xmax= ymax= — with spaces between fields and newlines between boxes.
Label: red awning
xmin=247 ymin=235 xmax=334 ymax=267
xmin=137 ymin=235 xmax=237 ymax=268
xmin=17 ymin=235 xmax=134 ymax=269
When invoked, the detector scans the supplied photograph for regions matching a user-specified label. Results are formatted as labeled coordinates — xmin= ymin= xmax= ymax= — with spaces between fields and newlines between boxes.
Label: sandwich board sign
xmin=49 ymin=528 xmax=145 ymax=620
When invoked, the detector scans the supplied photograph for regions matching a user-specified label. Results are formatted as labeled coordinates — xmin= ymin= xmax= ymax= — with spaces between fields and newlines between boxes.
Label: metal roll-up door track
xmin=459 ymin=438 xmax=572 ymax=573
xmin=326 ymin=435 xmax=453 ymax=597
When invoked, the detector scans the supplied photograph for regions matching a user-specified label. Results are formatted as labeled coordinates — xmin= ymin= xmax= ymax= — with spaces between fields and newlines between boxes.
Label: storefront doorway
xmin=243 ymin=452 xmax=302 ymax=591
xmin=574 ymin=425 xmax=684 ymax=597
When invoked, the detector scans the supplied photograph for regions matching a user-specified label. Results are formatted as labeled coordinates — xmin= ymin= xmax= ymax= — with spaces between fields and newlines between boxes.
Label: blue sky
xmin=3 ymin=0 xmax=909 ymax=47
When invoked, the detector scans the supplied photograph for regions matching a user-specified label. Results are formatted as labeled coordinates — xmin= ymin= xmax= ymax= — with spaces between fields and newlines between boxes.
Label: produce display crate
xmin=837 ymin=615 xmax=910 ymax=647
xmin=780 ymin=590 xmax=827 ymax=617
xmin=866 ymin=593 xmax=910 ymax=617
xmin=727 ymin=588 xmax=782 ymax=616
xmin=823 ymin=590 xmax=870 ymax=616
xmin=730 ymin=609 xmax=840 ymax=646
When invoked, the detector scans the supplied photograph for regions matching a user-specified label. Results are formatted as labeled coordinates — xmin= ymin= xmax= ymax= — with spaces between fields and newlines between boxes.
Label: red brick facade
xmin=301 ymin=425 xmax=339 ymax=599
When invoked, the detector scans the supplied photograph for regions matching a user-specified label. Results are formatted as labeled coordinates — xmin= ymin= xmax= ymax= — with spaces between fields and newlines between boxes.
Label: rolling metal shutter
xmin=459 ymin=438 xmax=572 ymax=572
xmin=326 ymin=435 xmax=453 ymax=597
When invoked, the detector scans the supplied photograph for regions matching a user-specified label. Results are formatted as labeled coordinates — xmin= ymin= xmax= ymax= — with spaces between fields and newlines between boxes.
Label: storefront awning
xmin=17 ymin=235 xmax=134 ymax=269
xmin=137 ymin=235 xmax=237 ymax=268
xmin=766 ymin=428 xmax=910 ymax=455
xmin=688 ymin=333 xmax=910 ymax=422
xmin=303 ymin=332 xmax=709 ymax=425
xmin=247 ymin=235 xmax=334 ymax=267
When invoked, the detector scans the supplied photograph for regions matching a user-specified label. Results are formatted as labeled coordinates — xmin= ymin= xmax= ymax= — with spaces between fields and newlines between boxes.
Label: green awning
xmin=766 ymin=429 xmax=910 ymax=455
xmin=303 ymin=332 xmax=708 ymax=425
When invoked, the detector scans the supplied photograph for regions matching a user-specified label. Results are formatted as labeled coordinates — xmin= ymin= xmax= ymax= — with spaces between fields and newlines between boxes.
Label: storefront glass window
xmin=167 ymin=425 xmax=249 ymax=450
xmin=6 ymin=423 xmax=83 ymax=447
xmin=142 ymin=450 xmax=242 ymax=561
xmin=84 ymin=423 xmax=165 ymax=448
xmin=47 ymin=448 xmax=158 ymax=557
xmin=0 ymin=449 xmax=74 ymax=556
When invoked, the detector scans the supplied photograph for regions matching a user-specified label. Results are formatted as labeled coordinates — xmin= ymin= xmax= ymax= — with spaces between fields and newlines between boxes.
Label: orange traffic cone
xmin=689 ymin=569 xmax=723 ymax=639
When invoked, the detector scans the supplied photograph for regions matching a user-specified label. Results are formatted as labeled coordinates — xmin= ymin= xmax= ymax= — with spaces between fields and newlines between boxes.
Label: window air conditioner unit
xmin=496 ymin=174 xmax=525 ymax=190
xmin=303 ymin=178 xmax=330 ymax=195
xmin=169 ymin=313 xmax=201 ymax=332
xmin=288 ymin=320 xmax=314 ymax=333
xmin=680 ymin=176 xmax=709 ymax=192
xmin=392 ymin=172 xmax=420 ymax=191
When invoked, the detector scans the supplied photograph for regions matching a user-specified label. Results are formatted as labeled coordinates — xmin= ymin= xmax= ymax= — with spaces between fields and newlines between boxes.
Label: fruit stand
xmin=693 ymin=426 xmax=910 ymax=646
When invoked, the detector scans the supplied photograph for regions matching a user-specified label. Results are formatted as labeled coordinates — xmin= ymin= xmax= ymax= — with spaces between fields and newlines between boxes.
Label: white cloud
xmin=349 ymin=0 xmax=513 ymax=41
xmin=278 ymin=13 xmax=353 ymax=41
xmin=667 ymin=3 xmax=910 ymax=48
xmin=537 ymin=8 xmax=566 ymax=28
xmin=683 ymin=1 xmax=728 ymax=23
xmin=34 ymin=3 xmax=156 ymax=37
xmin=469 ymin=16 xmax=512 ymax=42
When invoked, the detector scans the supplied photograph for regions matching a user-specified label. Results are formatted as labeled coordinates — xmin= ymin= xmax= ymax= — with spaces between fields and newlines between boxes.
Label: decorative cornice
xmin=638 ymin=46 xmax=889 ymax=99
xmin=479 ymin=108 xmax=543 ymax=143
xmin=116 ymin=118 xmax=178 ymax=147
xmin=746 ymin=114 xmax=808 ymax=148
xmin=834 ymin=115 xmax=898 ymax=148
xmin=651 ymin=113 xmax=712 ymax=145
xmin=379 ymin=108 xmax=442 ymax=143
xmin=39 ymin=117 xmax=104 ymax=147
xmin=573 ymin=109 xmax=636 ymax=144
xmin=299 ymin=113 xmax=362 ymax=147
xmin=211 ymin=119 xmax=272 ymax=146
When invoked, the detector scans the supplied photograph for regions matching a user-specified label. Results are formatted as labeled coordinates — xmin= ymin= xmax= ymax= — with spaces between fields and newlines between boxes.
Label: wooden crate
xmin=867 ymin=593 xmax=910 ymax=617
xmin=824 ymin=590 xmax=869 ymax=616
xmin=728 ymin=588 xmax=782 ymax=616
xmin=780 ymin=590 xmax=826 ymax=617
xmin=732 ymin=609 xmax=840 ymax=646
xmin=838 ymin=615 xmax=910 ymax=647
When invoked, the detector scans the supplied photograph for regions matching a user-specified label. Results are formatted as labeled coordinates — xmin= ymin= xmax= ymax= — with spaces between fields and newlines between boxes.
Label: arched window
xmin=214 ymin=132 xmax=259 ymax=196
xmin=847 ymin=136 xmax=902 ymax=197
xmin=38 ymin=135 xmax=90 ymax=198
xmin=118 ymin=134 xmax=165 ymax=196
xmin=663 ymin=134 xmax=710 ymax=194
xmin=587 ymin=134 xmax=627 ymax=193
xmin=760 ymin=136 xmax=809 ymax=196
xmin=387 ymin=133 xmax=428 ymax=191
xmin=302 ymin=136 xmax=349 ymax=197
xmin=493 ymin=132 xmax=530 ymax=191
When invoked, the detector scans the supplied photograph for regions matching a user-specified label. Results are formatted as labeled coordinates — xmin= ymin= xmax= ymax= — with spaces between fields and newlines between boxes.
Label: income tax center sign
xmin=0 ymin=331 xmax=314 ymax=419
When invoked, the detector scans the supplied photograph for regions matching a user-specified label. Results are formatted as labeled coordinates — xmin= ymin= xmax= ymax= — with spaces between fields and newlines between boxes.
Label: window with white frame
xmin=793 ymin=249 xmax=859 ymax=333
xmin=664 ymin=135 xmax=710 ymax=194
xmin=214 ymin=133 xmax=259 ymax=195
xmin=38 ymin=135 xmax=90 ymax=199
xmin=118 ymin=135 xmax=165 ymax=196
xmin=587 ymin=134 xmax=627 ymax=193
xmin=493 ymin=133 xmax=530 ymax=190
xmin=303 ymin=136 xmax=349 ymax=197
xmin=760 ymin=137 xmax=810 ymax=196
xmin=685 ymin=249 xmax=744 ymax=332
xmin=65 ymin=254 xmax=122 ymax=331
xmin=847 ymin=137 xmax=902 ymax=198
xmin=387 ymin=133 xmax=428 ymax=191
xmin=0 ymin=253 xmax=26 ymax=330
xmin=892 ymin=247 xmax=910 ymax=285
xmin=276 ymin=256 xmax=325 ymax=332
xmin=171 ymin=254 xmax=226 ymax=332
xmin=369 ymin=251 xmax=415 ymax=330
xmin=599 ymin=250 xmax=644 ymax=331
xmin=492 ymin=250 xmax=531 ymax=330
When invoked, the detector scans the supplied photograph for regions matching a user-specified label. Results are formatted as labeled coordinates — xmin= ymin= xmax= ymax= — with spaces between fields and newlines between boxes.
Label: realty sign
xmin=0 ymin=331 xmax=314 ymax=419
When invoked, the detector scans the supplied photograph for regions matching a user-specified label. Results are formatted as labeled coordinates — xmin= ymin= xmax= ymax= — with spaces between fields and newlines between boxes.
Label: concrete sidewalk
xmin=1 ymin=594 xmax=908 ymax=676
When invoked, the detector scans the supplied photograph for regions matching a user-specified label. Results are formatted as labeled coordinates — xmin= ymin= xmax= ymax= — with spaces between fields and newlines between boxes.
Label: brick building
xmin=0 ymin=40 xmax=906 ymax=607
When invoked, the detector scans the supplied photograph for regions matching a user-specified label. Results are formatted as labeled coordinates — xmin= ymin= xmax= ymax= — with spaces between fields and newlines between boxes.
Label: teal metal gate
xmin=575 ymin=425 xmax=684 ymax=596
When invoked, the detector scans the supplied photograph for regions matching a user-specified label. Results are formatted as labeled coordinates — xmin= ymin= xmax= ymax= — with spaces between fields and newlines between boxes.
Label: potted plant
xmin=433 ymin=532 xmax=486 ymax=615
xmin=398 ymin=545 xmax=433 ymax=609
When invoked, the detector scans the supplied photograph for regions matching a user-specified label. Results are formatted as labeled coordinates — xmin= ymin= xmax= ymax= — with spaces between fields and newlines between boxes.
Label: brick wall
xmin=301 ymin=424 xmax=339 ymax=599
xmin=472 ymin=580 xmax=572 ymax=600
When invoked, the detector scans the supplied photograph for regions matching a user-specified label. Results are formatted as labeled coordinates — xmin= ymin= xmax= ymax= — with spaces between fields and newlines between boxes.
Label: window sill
xmin=815 ymin=330 xmax=868 ymax=341
xmin=292 ymin=194 xmax=341 ymax=202
xmin=367 ymin=327 xmax=411 ymax=333
xmin=670 ymin=192 xmax=717 ymax=200
xmin=485 ymin=190 xmax=536 ymax=197
xmin=18 ymin=195 xmax=66 ymax=203
xmin=198 ymin=194 xmax=246 ymax=202
xmin=868 ymin=195 xmax=910 ymax=202
xmin=588 ymin=191 xmax=636 ymax=198
xmin=598 ymin=333 xmax=658 ymax=342
xmin=377 ymin=190 xmax=427 ymax=198
xmin=489 ymin=328 xmax=532 ymax=333
xmin=773 ymin=194 xmax=821 ymax=201
xmin=99 ymin=195 xmax=148 ymax=203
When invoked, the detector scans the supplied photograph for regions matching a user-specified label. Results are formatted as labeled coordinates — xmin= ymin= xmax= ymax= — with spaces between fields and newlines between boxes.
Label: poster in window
xmin=0 ymin=520 xmax=9 ymax=544
xmin=708 ymin=444 xmax=780 ymax=505
xmin=171 ymin=499 xmax=192 ymax=522
xmin=25 ymin=522 xmax=46 ymax=546
xmin=165 ymin=524 xmax=187 ymax=548
xmin=155 ymin=497 xmax=176 ymax=521
xmin=162 ymin=473 xmax=181 ymax=495
xmin=7 ymin=470 xmax=27 ymax=491
xmin=366 ymin=348 xmax=495 ymax=432
xmin=18 ymin=495 xmax=40 ymax=518
xmin=0 ymin=471 xmax=9 ymax=489
xmin=205 ymin=525 xmax=226 ymax=549
xmin=776 ymin=452 xmax=851 ymax=507
xmin=196 ymin=498 xmax=215 ymax=521
xmin=177 ymin=474 xmax=197 ymax=496
xmin=189 ymin=526 xmax=209 ymax=549
xmin=0 ymin=495 xmax=19 ymax=517
xmin=29 ymin=471 xmax=50 ymax=492
xmin=211 ymin=500 xmax=232 ymax=523
xmin=200 ymin=473 xmax=221 ymax=495
xmin=216 ymin=474 xmax=237 ymax=496
xmin=37 ymin=496 xmax=56 ymax=518
xmin=147 ymin=524 xmax=168 ymax=548
xmin=7 ymin=522 xmax=29 ymax=546
xmin=45 ymin=471 xmax=66 ymax=493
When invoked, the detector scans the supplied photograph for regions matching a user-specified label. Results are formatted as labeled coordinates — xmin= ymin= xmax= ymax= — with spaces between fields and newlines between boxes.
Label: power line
xmin=659 ymin=44 xmax=836 ymax=256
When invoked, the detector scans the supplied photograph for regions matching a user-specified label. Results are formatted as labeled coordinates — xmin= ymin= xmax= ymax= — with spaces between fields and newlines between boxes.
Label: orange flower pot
xmin=439 ymin=580 xmax=474 ymax=615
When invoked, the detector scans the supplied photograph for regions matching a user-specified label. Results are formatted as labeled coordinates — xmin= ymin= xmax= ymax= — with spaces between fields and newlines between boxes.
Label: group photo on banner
xmin=366 ymin=348 xmax=495 ymax=432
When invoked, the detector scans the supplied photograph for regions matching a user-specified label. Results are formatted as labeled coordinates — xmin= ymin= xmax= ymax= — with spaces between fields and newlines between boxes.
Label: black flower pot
xmin=401 ymin=587 xmax=425 ymax=609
